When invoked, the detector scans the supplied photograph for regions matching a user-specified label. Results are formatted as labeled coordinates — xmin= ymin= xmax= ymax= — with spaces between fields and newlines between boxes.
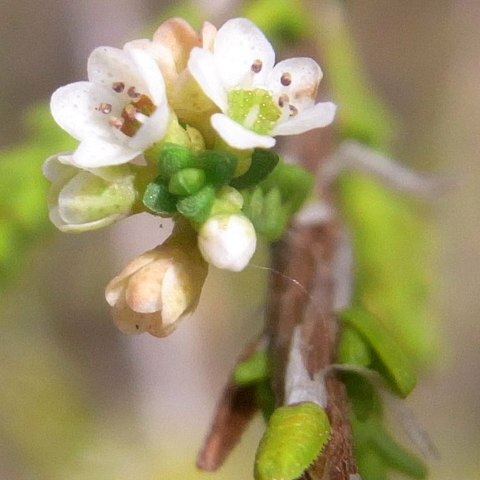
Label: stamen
xmin=127 ymin=86 xmax=141 ymax=98
xmin=278 ymin=94 xmax=290 ymax=108
xmin=281 ymin=72 xmax=292 ymax=86
xmin=109 ymin=117 xmax=124 ymax=129
xmin=112 ymin=82 xmax=125 ymax=93
xmin=96 ymin=102 xmax=112 ymax=114
xmin=123 ymin=104 xmax=137 ymax=119
xmin=289 ymin=105 xmax=298 ymax=117
xmin=251 ymin=59 xmax=263 ymax=74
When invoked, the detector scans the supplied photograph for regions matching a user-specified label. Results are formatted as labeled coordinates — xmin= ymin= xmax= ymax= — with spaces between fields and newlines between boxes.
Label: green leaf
xmin=143 ymin=178 xmax=177 ymax=214
xmin=255 ymin=402 xmax=330 ymax=480
xmin=234 ymin=350 xmax=269 ymax=386
xmin=176 ymin=185 xmax=215 ymax=223
xmin=157 ymin=143 xmax=197 ymax=180
xmin=340 ymin=307 xmax=417 ymax=397
xmin=338 ymin=325 xmax=372 ymax=367
xmin=198 ymin=149 xmax=237 ymax=186
xmin=168 ymin=168 xmax=206 ymax=196
xmin=230 ymin=149 xmax=279 ymax=190
xmin=343 ymin=373 xmax=381 ymax=421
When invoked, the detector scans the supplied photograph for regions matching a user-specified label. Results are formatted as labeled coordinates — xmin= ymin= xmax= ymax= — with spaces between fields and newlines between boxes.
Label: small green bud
xmin=168 ymin=168 xmax=206 ymax=196
xmin=143 ymin=178 xmax=177 ymax=214
xmin=198 ymin=149 xmax=237 ymax=186
xmin=176 ymin=185 xmax=215 ymax=223
xmin=158 ymin=143 xmax=197 ymax=180
xmin=230 ymin=148 xmax=279 ymax=189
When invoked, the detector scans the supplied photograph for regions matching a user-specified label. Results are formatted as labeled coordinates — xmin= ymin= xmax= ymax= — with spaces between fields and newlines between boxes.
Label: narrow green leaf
xmin=340 ymin=307 xmax=417 ymax=397
xmin=234 ymin=350 xmax=269 ymax=386
xmin=143 ymin=178 xmax=177 ymax=214
xmin=176 ymin=185 xmax=215 ymax=223
xmin=255 ymin=402 xmax=330 ymax=480
xmin=338 ymin=325 xmax=372 ymax=367
xmin=230 ymin=149 xmax=279 ymax=189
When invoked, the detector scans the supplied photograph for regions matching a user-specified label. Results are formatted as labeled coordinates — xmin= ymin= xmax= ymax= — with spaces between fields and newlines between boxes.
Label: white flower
xmin=50 ymin=45 xmax=170 ymax=168
xmin=42 ymin=153 xmax=137 ymax=232
xmin=188 ymin=17 xmax=336 ymax=150
xmin=105 ymin=228 xmax=208 ymax=337
xmin=198 ymin=213 xmax=256 ymax=271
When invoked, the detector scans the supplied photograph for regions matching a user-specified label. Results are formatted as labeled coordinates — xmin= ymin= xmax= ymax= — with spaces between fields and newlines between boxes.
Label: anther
xmin=278 ymin=94 xmax=290 ymax=108
xmin=127 ymin=86 xmax=141 ymax=98
xmin=96 ymin=102 xmax=112 ymax=114
xmin=123 ymin=104 xmax=137 ymax=119
xmin=112 ymin=81 xmax=125 ymax=93
xmin=108 ymin=117 xmax=124 ymax=129
xmin=289 ymin=104 xmax=298 ymax=116
xmin=280 ymin=72 xmax=292 ymax=86
xmin=251 ymin=59 xmax=263 ymax=73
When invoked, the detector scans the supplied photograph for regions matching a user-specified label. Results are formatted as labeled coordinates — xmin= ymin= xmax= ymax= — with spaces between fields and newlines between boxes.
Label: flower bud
xmin=42 ymin=154 xmax=136 ymax=232
xmin=105 ymin=227 xmax=208 ymax=337
xmin=198 ymin=213 xmax=256 ymax=271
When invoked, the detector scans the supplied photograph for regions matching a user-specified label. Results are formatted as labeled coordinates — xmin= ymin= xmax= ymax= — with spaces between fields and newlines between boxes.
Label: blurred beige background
xmin=1 ymin=1 xmax=479 ymax=479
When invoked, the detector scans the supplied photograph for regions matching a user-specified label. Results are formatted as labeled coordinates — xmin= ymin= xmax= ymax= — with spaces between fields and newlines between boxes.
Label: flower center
xmin=97 ymin=83 xmax=157 ymax=138
xmin=227 ymin=89 xmax=281 ymax=135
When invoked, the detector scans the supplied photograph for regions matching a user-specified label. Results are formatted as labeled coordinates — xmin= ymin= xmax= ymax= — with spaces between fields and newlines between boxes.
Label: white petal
xmin=214 ymin=18 xmax=275 ymax=88
xmin=188 ymin=47 xmax=227 ymax=110
xmin=127 ymin=101 xmax=171 ymax=151
xmin=128 ymin=48 xmax=167 ymax=106
xmin=267 ymin=57 xmax=323 ymax=110
xmin=272 ymin=102 xmax=336 ymax=136
xmin=72 ymin=136 xmax=139 ymax=168
xmin=211 ymin=113 xmax=275 ymax=149
xmin=87 ymin=46 xmax=145 ymax=93
xmin=42 ymin=152 xmax=75 ymax=181
xmin=50 ymin=82 xmax=119 ymax=141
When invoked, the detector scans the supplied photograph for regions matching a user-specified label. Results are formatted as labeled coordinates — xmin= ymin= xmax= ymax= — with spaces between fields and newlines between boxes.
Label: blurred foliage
xmin=0 ymin=104 xmax=75 ymax=286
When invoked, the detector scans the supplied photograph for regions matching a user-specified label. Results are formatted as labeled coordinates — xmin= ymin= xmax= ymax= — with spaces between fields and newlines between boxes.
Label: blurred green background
xmin=0 ymin=0 xmax=479 ymax=479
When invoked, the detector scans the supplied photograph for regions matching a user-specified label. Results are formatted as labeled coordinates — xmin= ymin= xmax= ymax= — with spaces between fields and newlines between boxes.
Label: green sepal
xmin=143 ymin=178 xmax=177 ymax=214
xmin=255 ymin=402 xmax=331 ymax=480
xmin=198 ymin=150 xmax=238 ymax=186
xmin=338 ymin=325 xmax=372 ymax=367
xmin=343 ymin=373 xmax=381 ymax=421
xmin=340 ymin=307 xmax=417 ymax=397
xmin=263 ymin=162 xmax=315 ymax=215
xmin=157 ymin=143 xmax=197 ymax=180
xmin=255 ymin=380 xmax=276 ymax=422
xmin=242 ymin=187 xmax=288 ymax=242
xmin=230 ymin=149 xmax=279 ymax=190
xmin=168 ymin=168 xmax=206 ymax=196
xmin=176 ymin=185 xmax=215 ymax=223
xmin=234 ymin=350 xmax=269 ymax=386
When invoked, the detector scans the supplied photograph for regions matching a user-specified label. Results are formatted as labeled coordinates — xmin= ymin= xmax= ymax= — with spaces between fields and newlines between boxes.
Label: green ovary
xmin=227 ymin=89 xmax=281 ymax=135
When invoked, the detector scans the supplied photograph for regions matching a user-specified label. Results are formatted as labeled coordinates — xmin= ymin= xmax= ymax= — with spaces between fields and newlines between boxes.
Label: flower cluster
xmin=43 ymin=17 xmax=335 ymax=336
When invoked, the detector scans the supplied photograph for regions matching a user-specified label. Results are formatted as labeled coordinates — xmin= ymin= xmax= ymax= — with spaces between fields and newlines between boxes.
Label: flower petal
xmin=87 ymin=46 xmax=146 ymax=94
xmin=128 ymin=47 xmax=167 ymax=106
xmin=50 ymin=81 xmax=119 ymax=141
xmin=72 ymin=136 xmax=139 ymax=168
xmin=211 ymin=113 xmax=275 ymax=149
xmin=272 ymin=102 xmax=336 ymax=136
xmin=188 ymin=47 xmax=227 ymax=110
xmin=213 ymin=18 xmax=275 ymax=88
xmin=267 ymin=57 xmax=323 ymax=110
xmin=127 ymin=100 xmax=171 ymax=151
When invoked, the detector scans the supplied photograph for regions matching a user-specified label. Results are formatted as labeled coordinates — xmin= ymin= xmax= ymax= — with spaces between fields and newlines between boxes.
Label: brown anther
xmin=280 ymin=72 xmax=292 ymax=86
xmin=289 ymin=104 xmax=298 ymax=117
xmin=123 ymin=104 xmax=137 ymax=119
xmin=96 ymin=102 xmax=112 ymax=114
xmin=127 ymin=86 xmax=141 ymax=98
xmin=278 ymin=94 xmax=290 ymax=108
xmin=108 ymin=117 xmax=124 ymax=129
xmin=112 ymin=81 xmax=125 ymax=93
xmin=251 ymin=59 xmax=263 ymax=73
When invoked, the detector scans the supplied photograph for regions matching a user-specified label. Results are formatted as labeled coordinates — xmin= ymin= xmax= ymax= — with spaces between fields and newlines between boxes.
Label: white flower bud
xmin=105 ymin=227 xmax=208 ymax=337
xmin=42 ymin=153 xmax=137 ymax=232
xmin=198 ymin=213 xmax=256 ymax=271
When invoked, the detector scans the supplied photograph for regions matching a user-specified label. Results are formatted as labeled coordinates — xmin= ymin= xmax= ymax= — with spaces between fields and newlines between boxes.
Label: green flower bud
xmin=168 ymin=168 xmax=206 ymax=196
